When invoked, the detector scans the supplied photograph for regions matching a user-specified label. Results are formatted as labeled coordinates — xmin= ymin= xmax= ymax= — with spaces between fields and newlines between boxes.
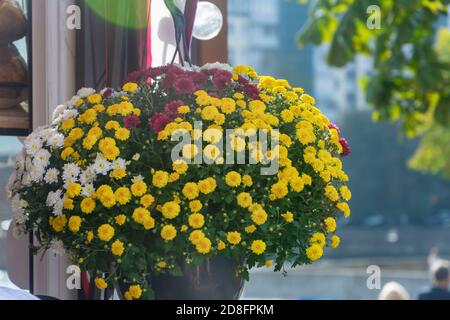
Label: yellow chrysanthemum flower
xmin=217 ymin=240 xmax=226 ymax=251
xmin=128 ymin=284 xmax=142 ymax=299
xmin=161 ymin=201 xmax=181 ymax=219
xmin=251 ymin=240 xmax=266 ymax=255
xmin=68 ymin=216 xmax=82 ymax=233
xmin=245 ymin=225 xmax=257 ymax=234
xmin=66 ymin=182 xmax=82 ymax=198
xmin=331 ymin=235 xmax=341 ymax=248
xmin=152 ymin=170 xmax=169 ymax=188
xmin=189 ymin=230 xmax=205 ymax=245
xmin=251 ymin=208 xmax=268 ymax=225
xmin=226 ymin=231 xmax=241 ymax=245
xmin=115 ymin=187 xmax=132 ymax=205
xmin=196 ymin=237 xmax=212 ymax=254
xmin=94 ymin=278 xmax=108 ymax=290
xmin=189 ymin=200 xmax=203 ymax=213
xmin=111 ymin=240 xmax=125 ymax=256
xmin=306 ymin=243 xmax=323 ymax=261
xmin=237 ymin=192 xmax=253 ymax=208
xmin=122 ymin=82 xmax=139 ymax=93
xmin=225 ymin=171 xmax=241 ymax=188
xmin=115 ymin=214 xmax=127 ymax=226
xmin=97 ymin=224 xmax=115 ymax=242
xmin=132 ymin=207 xmax=150 ymax=225
xmin=310 ymin=232 xmax=326 ymax=247
xmin=281 ymin=211 xmax=294 ymax=223
xmin=115 ymin=128 xmax=131 ymax=141
xmin=140 ymin=194 xmax=155 ymax=208
xmin=161 ymin=225 xmax=177 ymax=241
xmin=324 ymin=217 xmax=337 ymax=233
xmin=188 ymin=213 xmax=205 ymax=229
xmin=182 ymin=182 xmax=199 ymax=200
xmin=131 ymin=181 xmax=147 ymax=197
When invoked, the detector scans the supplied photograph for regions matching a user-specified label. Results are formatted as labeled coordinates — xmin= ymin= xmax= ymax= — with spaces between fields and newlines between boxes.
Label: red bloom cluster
xmin=124 ymin=115 xmax=141 ymax=129
xmin=124 ymin=64 xmax=263 ymax=133
xmin=339 ymin=138 xmax=351 ymax=157
xmin=149 ymin=113 xmax=172 ymax=133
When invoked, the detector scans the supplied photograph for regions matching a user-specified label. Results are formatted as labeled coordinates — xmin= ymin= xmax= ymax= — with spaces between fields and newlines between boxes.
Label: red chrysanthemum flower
xmin=173 ymin=77 xmax=196 ymax=94
xmin=244 ymin=83 xmax=260 ymax=100
xmin=339 ymin=138 xmax=351 ymax=157
xmin=328 ymin=123 xmax=341 ymax=134
xmin=164 ymin=100 xmax=185 ymax=116
xmin=212 ymin=70 xmax=233 ymax=90
xmin=124 ymin=115 xmax=142 ymax=129
xmin=149 ymin=113 xmax=172 ymax=133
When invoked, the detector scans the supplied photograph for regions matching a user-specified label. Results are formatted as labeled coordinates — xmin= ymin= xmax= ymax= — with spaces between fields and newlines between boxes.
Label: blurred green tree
xmin=296 ymin=0 xmax=450 ymax=177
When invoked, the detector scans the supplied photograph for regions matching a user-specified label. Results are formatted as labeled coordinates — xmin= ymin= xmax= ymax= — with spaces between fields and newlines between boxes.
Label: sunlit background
xmin=228 ymin=0 xmax=450 ymax=300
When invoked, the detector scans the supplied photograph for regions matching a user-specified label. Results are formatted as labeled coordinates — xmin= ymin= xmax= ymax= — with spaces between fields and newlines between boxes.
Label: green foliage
xmin=409 ymin=123 xmax=450 ymax=178
xmin=298 ymin=0 xmax=450 ymax=131
xmin=297 ymin=0 xmax=450 ymax=177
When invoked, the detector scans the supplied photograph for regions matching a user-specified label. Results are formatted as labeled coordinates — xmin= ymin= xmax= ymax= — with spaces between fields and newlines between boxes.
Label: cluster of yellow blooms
xmin=15 ymin=64 xmax=351 ymax=299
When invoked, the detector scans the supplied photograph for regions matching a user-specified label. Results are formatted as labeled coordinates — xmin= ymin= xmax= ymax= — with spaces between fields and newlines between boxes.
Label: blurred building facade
xmin=313 ymin=46 xmax=372 ymax=118
xmin=228 ymin=0 xmax=313 ymax=93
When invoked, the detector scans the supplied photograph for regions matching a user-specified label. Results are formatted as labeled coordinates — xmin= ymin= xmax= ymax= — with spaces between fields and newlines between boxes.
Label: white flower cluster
xmin=7 ymin=87 xmax=129 ymax=237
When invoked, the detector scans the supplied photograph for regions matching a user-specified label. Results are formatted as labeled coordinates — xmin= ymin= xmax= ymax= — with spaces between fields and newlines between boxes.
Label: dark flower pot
xmin=150 ymin=257 xmax=244 ymax=300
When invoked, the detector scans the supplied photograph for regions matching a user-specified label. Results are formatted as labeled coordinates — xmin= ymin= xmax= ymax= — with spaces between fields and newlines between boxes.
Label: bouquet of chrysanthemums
xmin=7 ymin=63 xmax=351 ymax=299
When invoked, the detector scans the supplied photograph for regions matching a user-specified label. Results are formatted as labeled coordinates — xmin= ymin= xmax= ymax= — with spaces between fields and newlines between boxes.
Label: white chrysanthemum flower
xmin=81 ymin=183 xmax=95 ymax=198
xmin=33 ymin=149 xmax=51 ymax=168
xmin=46 ymin=190 xmax=62 ymax=207
xmin=24 ymin=137 xmax=43 ymax=156
xmin=172 ymin=63 xmax=200 ymax=72
xmin=69 ymin=95 xmax=81 ymax=107
xmin=13 ymin=210 xmax=27 ymax=225
xmin=50 ymin=240 xmax=66 ymax=255
xmin=19 ymin=199 xmax=28 ymax=208
xmin=62 ymin=163 xmax=80 ymax=182
xmin=112 ymin=158 xmax=126 ymax=170
xmin=47 ymin=132 xmax=64 ymax=148
xmin=52 ymin=200 xmax=64 ymax=216
xmin=80 ymin=166 xmax=96 ymax=185
xmin=11 ymin=196 xmax=28 ymax=212
xmin=15 ymin=151 xmax=25 ymax=171
xmin=61 ymin=109 xmax=79 ymax=121
xmin=77 ymin=87 xmax=96 ymax=98
xmin=200 ymin=62 xmax=233 ymax=72
xmin=21 ymin=172 xmax=31 ymax=187
xmin=29 ymin=166 xmax=45 ymax=183
xmin=11 ymin=195 xmax=22 ymax=212
xmin=110 ymin=91 xmax=123 ymax=99
xmin=39 ymin=127 xmax=54 ymax=141
xmin=93 ymin=154 xmax=112 ymax=175
xmin=52 ymin=104 xmax=67 ymax=120
xmin=51 ymin=115 xmax=63 ymax=126
xmin=44 ymin=168 xmax=59 ymax=184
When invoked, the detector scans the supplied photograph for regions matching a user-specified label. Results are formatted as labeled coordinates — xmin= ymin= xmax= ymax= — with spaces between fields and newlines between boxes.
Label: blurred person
xmin=427 ymin=247 xmax=444 ymax=271
xmin=0 ymin=286 xmax=39 ymax=300
xmin=418 ymin=261 xmax=450 ymax=300
xmin=378 ymin=282 xmax=410 ymax=300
